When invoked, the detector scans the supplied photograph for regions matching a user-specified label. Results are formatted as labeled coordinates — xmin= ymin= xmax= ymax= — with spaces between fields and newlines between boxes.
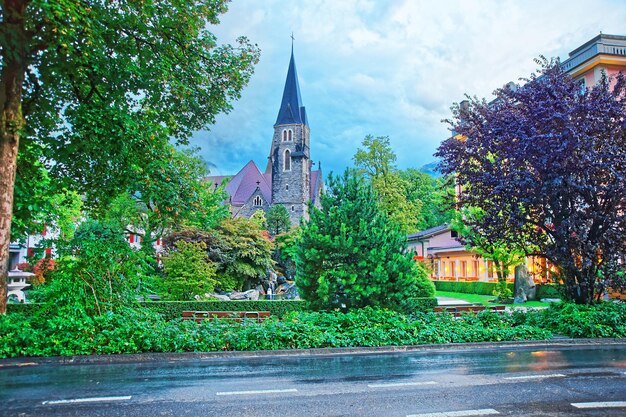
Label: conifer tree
xmin=295 ymin=169 xmax=434 ymax=311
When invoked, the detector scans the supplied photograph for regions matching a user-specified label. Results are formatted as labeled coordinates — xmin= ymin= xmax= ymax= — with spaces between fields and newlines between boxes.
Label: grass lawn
xmin=436 ymin=290 xmax=554 ymax=308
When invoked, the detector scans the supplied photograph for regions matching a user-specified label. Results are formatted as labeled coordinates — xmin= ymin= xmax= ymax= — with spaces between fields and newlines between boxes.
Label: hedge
xmin=433 ymin=281 xmax=513 ymax=296
xmin=8 ymin=298 xmax=438 ymax=318
xmin=403 ymin=297 xmax=438 ymax=312
xmin=535 ymin=284 xmax=562 ymax=300
xmin=434 ymin=281 xmax=564 ymax=300
xmin=6 ymin=300 xmax=306 ymax=320
xmin=141 ymin=300 xmax=307 ymax=320
xmin=6 ymin=303 xmax=42 ymax=315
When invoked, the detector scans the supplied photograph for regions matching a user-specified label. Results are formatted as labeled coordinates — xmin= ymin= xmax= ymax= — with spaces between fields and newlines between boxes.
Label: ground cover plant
xmin=3 ymin=300 xmax=625 ymax=359
xmin=0 ymin=307 xmax=551 ymax=358
xmin=514 ymin=301 xmax=626 ymax=338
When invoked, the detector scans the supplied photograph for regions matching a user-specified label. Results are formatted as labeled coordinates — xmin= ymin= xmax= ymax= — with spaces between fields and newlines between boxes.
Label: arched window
xmin=282 ymin=130 xmax=287 ymax=141
xmin=284 ymin=149 xmax=291 ymax=171
xmin=253 ymin=195 xmax=263 ymax=206
xmin=286 ymin=184 xmax=289 ymax=191
xmin=288 ymin=129 xmax=293 ymax=141
xmin=291 ymin=205 xmax=295 ymax=212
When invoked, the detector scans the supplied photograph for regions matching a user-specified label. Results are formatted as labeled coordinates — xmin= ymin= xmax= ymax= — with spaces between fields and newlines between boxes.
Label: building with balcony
xmin=560 ymin=33 xmax=626 ymax=87
xmin=416 ymin=34 xmax=625 ymax=285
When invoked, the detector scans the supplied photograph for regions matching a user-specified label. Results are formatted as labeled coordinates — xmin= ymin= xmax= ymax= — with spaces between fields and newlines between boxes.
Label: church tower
xmin=269 ymin=48 xmax=311 ymax=224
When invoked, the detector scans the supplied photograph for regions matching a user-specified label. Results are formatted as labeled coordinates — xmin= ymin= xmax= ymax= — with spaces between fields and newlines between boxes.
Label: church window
xmin=253 ymin=195 xmax=263 ymax=206
xmin=286 ymin=184 xmax=289 ymax=191
xmin=288 ymin=129 xmax=293 ymax=141
xmin=291 ymin=205 xmax=295 ymax=212
xmin=282 ymin=130 xmax=287 ymax=141
xmin=284 ymin=149 xmax=291 ymax=171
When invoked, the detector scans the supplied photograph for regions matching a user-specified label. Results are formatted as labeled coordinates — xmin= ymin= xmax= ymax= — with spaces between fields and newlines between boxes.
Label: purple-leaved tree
xmin=436 ymin=59 xmax=626 ymax=304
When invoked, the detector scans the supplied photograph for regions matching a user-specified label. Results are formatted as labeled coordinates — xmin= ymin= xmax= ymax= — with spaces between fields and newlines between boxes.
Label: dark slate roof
xmin=407 ymin=224 xmax=450 ymax=241
xmin=206 ymin=161 xmax=271 ymax=206
xmin=275 ymin=49 xmax=308 ymax=126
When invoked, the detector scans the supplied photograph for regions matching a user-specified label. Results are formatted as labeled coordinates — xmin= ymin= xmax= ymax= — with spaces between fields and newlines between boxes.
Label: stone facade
xmin=205 ymin=48 xmax=323 ymax=226
xmin=236 ymin=188 xmax=272 ymax=220
xmin=270 ymin=123 xmax=311 ymax=224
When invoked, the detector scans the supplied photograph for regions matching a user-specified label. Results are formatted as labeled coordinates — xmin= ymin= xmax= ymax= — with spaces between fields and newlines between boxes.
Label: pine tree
xmin=266 ymin=204 xmax=291 ymax=236
xmin=295 ymin=169 xmax=434 ymax=311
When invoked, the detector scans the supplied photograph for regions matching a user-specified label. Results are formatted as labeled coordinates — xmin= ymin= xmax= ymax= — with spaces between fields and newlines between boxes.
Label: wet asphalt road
xmin=1 ymin=343 xmax=626 ymax=417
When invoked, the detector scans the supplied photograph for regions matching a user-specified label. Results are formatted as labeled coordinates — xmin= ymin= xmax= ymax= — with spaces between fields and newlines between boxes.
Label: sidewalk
xmin=436 ymin=297 xmax=471 ymax=306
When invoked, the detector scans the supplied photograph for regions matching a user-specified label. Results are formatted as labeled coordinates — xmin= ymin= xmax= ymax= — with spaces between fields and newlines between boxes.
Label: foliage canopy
xmin=0 ymin=0 xmax=259 ymax=313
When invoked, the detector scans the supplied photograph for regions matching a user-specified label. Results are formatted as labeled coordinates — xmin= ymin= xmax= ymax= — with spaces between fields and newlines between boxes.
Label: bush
xmin=37 ymin=220 xmax=147 ymax=316
xmin=400 ymin=297 xmax=438 ymax=314
xmin=6 ymin=303 xmax=43 ymax=315
xmin=535 ymin=284 xmax=562 ymax=300
xmin=434 ymin=281 xmax=513 ymax=296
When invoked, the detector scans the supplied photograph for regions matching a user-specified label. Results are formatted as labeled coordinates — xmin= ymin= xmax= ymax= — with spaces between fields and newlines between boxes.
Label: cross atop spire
xmin=274 ymin=42 xmax=308 ymax=126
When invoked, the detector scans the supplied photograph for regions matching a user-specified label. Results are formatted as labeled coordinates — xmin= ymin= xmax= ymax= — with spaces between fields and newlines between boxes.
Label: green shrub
xmin=1 ymin=305 xmax=553 ymax=358
xmin=434 ymin=281 xmax=513 ymax=296
xmin=6 ymin=303 xmax=43 ymax=315
xmin=535 ymin=284 xmax=562 ymax=300
xmin=492 ymin=281 xmax=512 ymax=301
xmin=37 ymin=220 xmax=147 ymax=316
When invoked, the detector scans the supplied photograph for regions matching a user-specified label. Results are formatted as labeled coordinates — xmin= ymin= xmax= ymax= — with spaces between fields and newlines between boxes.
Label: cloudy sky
xmin=190 ymin=0 xmax=626 ymax=177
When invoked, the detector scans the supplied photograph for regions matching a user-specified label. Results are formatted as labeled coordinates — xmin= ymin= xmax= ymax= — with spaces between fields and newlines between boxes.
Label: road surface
xmin=1 ymin=342 xmax=626 ymax=416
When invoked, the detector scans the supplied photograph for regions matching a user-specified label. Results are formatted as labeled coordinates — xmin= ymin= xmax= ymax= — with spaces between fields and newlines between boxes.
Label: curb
xmin=1 ymin=338 xmax=625 ymax=367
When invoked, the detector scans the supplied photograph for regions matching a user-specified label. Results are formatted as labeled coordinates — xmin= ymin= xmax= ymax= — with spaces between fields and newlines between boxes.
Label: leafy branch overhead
xmin=0 ymin=0 xmax=259 ymax=313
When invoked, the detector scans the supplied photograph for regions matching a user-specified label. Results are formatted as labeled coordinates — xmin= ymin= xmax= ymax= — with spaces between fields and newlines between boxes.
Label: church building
xmin=206 ymin=49 xmax=323 ymax=225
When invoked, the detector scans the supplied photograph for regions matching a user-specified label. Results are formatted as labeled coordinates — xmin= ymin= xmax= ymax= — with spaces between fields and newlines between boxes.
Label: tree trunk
xmin=0 ymin=0 xmax=29 ymax=314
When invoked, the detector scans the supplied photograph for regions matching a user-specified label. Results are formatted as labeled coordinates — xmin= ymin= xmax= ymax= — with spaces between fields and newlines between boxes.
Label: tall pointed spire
xmin=275 ymin=44 xmax=308 ymax=126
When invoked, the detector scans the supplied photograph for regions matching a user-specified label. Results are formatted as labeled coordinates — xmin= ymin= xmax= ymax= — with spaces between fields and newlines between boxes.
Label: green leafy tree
xmin=353 ymin=135 xmax=421 ymax=233
xmin=451 ymin=208 xmax=526 ymax=300
xmin=273 ymin=226 xmax=301 ymax=279
xmin=0 ymin=0 xmax=259 ymax=313
xmin=249 ymin=209 xmax=267 ymax=229
xmin=12 ymin=141 xmax=82 ymax=242
xmin=160 ymin=240 xmax=217 ymax=300
xmin=214 ymin=217 xmax=274 ymax=291
xmin=163 ymin=218 xmax=274 ymax=292
xmin=106 ymin=147 xmax=229 ymax=261
xmin=399 ymin=169 xmax=455 ymax=229
xmin=266 ymin=204 xmax=291 ymax=236
xmin=295 ymin=170 xmax=435 ymax=312
xmin=353 ymin=134 xmax=397 ymax=178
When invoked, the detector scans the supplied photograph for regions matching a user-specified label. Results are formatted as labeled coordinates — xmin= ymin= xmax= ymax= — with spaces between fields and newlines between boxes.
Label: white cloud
xmin=192 ymin=0 xmax=626 ymax=176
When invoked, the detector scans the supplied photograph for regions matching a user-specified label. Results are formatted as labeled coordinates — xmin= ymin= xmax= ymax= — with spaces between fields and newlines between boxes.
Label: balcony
xmin=561 ymin=34 xmax=626 ymax=73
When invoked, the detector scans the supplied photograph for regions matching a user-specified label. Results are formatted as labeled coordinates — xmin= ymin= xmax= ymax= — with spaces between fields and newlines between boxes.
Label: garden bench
xmin=181 ymin=311 xmax=271 ymax=323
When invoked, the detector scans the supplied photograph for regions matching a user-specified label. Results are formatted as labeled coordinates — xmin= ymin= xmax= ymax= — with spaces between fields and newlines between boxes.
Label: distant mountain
xmin=419 ymin=161 xmax=442 ymax=178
